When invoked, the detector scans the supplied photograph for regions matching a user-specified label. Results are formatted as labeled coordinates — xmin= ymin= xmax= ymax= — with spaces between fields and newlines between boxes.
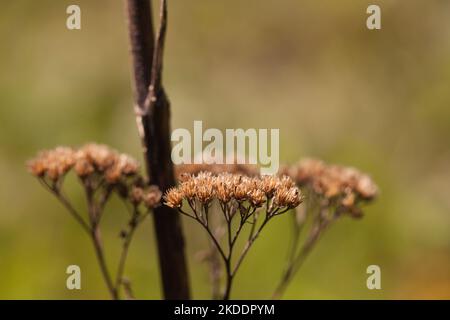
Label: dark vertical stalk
xmin=125 ymin=0 xmax=190 ymax=299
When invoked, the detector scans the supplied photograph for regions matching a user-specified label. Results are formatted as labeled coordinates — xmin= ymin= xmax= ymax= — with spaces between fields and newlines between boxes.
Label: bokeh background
xmin=0 ymin=0 xmax=449 ymax=299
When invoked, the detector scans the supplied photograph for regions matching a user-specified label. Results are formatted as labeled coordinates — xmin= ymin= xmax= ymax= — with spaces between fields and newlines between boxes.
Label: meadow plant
xmin=26 ymin=0 xmax=378 ymax=300
xmin=274 ymin=159 xmax=378 ymax=298
xmin=28 ymin=148 xmax=377 ymax=299
xmin=174 ymin=162 xmax=377 ymax=299
xmin=164 ymin=172 xmax=302 ymax=299
xmin=28 ymin=144 xmax=161 ymax=299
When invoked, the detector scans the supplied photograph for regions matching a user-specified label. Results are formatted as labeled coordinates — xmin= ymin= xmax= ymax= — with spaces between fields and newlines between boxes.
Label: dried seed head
xmin=143 ymin=186 xmax=162 ymax=209
xmin=342 ymin=192 xmax=356 ymax=208
xmin=29 ymin=144 xmax=141 ymax=186
xmin=130 ymin=187 xmax=144 ymax=205
xmin=285 ymin=158 xmax=378 ymax=217
xmin=249 ymin=189 xmax=265 ymax=207
xmin=163 ymin=187 xmax=184 ymax=208
xmin=164 ymin=172 xmax=302 ymax=212
xmin=105 ymin=154 xmax=139 ymax=184
xmin=79 ymin=144 xmax=116 ymax=172
xmin=180 ymin=178 xmax=196 ymax=199
xmin=273 ymin=186 xmax=302 ymax=208
xmin=233 ymin=176 xmax=251 ymax=201
xmin=356 ymin=175 xmax=378 ymax=200
xmin=27 ymin=147 xmax=76 ymax=181
xmin=27 ymin=158 xmax=46 ymax=177
xmin=258 ymin=175 xmax=279 ymax=197
xmin=74 ymin=158 xmax=95 ymax=178
xmin=292 ymin=158 xmax=326 ymax=185
xmin=215 ymin=173 xmax=235 ymax=202
xmin=279 ymin=175 xmax=296 ymax=189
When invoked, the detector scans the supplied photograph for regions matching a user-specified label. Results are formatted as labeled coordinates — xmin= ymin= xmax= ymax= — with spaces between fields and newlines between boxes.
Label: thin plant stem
xmin=115 ymin=210 xmax=147 ymax=296
xmin=39 ymin=179 xmax=90 ymax=234
xmin=91 ymin=227 xmax=118 ymax=300
xmin=272 ymin=210 xmax=334 ymax=299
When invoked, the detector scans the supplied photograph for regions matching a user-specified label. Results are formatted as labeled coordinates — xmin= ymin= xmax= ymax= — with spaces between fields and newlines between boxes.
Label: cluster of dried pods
xmin=28 ymin=144 xmax=161 ymax=210
xmin=27 ymin=144 xmax=162 ymax=300
xmin=28 ymin=144 xmax=378 ymax=300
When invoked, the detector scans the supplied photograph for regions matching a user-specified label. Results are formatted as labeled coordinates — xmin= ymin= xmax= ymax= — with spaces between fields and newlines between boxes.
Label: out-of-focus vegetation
xmin=0 ymin=0 xmax=449 ymax=299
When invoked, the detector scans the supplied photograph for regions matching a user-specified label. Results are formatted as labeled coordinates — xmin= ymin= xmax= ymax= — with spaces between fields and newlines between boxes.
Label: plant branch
xmin=90 ymin=226 xmax=118 ymax=300
xmin=272 ymin=207 xmax=334 ymax=299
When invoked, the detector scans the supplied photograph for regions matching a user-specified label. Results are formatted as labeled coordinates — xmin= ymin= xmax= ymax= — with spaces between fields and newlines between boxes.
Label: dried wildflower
xmin=29 ymin=144 xmax=141 ymax=188
xmin=341 ymin=191 xmax=356 ymax=208
xmin=356 ymin=174 xmax=378 ymax=200
xmin=130 ymin=187 xmax=144 ymax=205
xmin=164 ymin=187 xmax=184 ymax=208
xmin=233 ymin=176 xmax=250 ymax=201
xmin=143 ymin=186 xmax=162 ymax=209
xmin=79 ymin=143 xmax=116 ymax=172
xmin=286 ymin=158 xmax=378 ymax=217
xmin=215 ymin=173 xmax=235 ymax=203
xmin=116 ymin=154 xmax=139 ymax=176
xmin=74 ymin=158 xmax=95 ymax=178
xmin=165 ymin=171 xmax=302 ymax=300
xmin=273 ymin=186 xmax=302 ymax=208
xmin=104 ymin=154 xmax=138 ymax=184
xmin=196 ymin=184 xmax=215 ymax=204
xmin=27 ymin=157 xmax=47 ymax=177
xmin=28 ymin=143 xmax=160 ymax=300
xmin=248 ymin=189 xmax=265 ymax=207
xmin=27 ymin=147 xmax=76 ymax=181
xmin=166 ymin=172 xmax=301 ymax=211
xmin=271 ymin=160 xmax=379 ymax=298
xmin=258 ymin=175 xmax=280 ymax=197
xmin=291 ymin=158 xmax=326 ymax=185
xmin=180 ymin=178 xmax=197 ymax=199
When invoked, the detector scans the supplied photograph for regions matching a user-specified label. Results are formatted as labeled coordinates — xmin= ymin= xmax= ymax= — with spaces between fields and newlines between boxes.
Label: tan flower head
xmin=215 ymin=173 xmax=236 ymax=202
xmin=79 ymin=143 xmax=116 ymax=172
xmin=74 ymin=158 xmax=95 ymax=178
xmin=285 ymin=158 xmax=378 ymax=217
xmin=163 ymin=187 xmax=184 ymax=208
xmin=180 ymin=178 xmax=196 ymax=199
xmin=249 ymin=189 xmax=266 ymax=207
xmin=292 ymin=158 xmax=326 ymax=185
xmin=273 ymin=186 xmax=302 ymax=208
xmin=258 ymin=175 xmax=279 ymax=197
xmin=29 ymin=144 xmax=141 ymax=186
xmin=27 ymin=147 xmax=76 ymax=181
xmin=130 ymin=187 xmax=144 ymax=205
xmin=164 ymin=172 xmax=302 ymax=212
xmin=143 ymin=185 xmax=162 ymax=209
xmin=355 ymin=174 xmax=378 ymax=200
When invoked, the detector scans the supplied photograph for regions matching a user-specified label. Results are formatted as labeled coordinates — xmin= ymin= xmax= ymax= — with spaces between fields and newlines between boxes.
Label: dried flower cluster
xmin=165 ymin=172 xmax=302 ymax=211
xmin=283 ymin=158 xmax=378 ymax=217
xmin=28 ymin=144 xmax=138 ymax=182
xmin=271 ymin=158 xmax=379 ymax=299
xmin=28 ymin=144 xmax=161 ymax=209
xmin=163 ymin=172 xmax=302 ymax=300
xmin=28 ymin=144 xmax=163 ymax=299
xmin=130 ymin=185 xmax=162 ymax=209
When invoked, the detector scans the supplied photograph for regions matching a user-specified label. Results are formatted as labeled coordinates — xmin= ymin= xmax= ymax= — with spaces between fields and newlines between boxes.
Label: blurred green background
xmin=0 ymin=0 xmax=449 ymax=299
